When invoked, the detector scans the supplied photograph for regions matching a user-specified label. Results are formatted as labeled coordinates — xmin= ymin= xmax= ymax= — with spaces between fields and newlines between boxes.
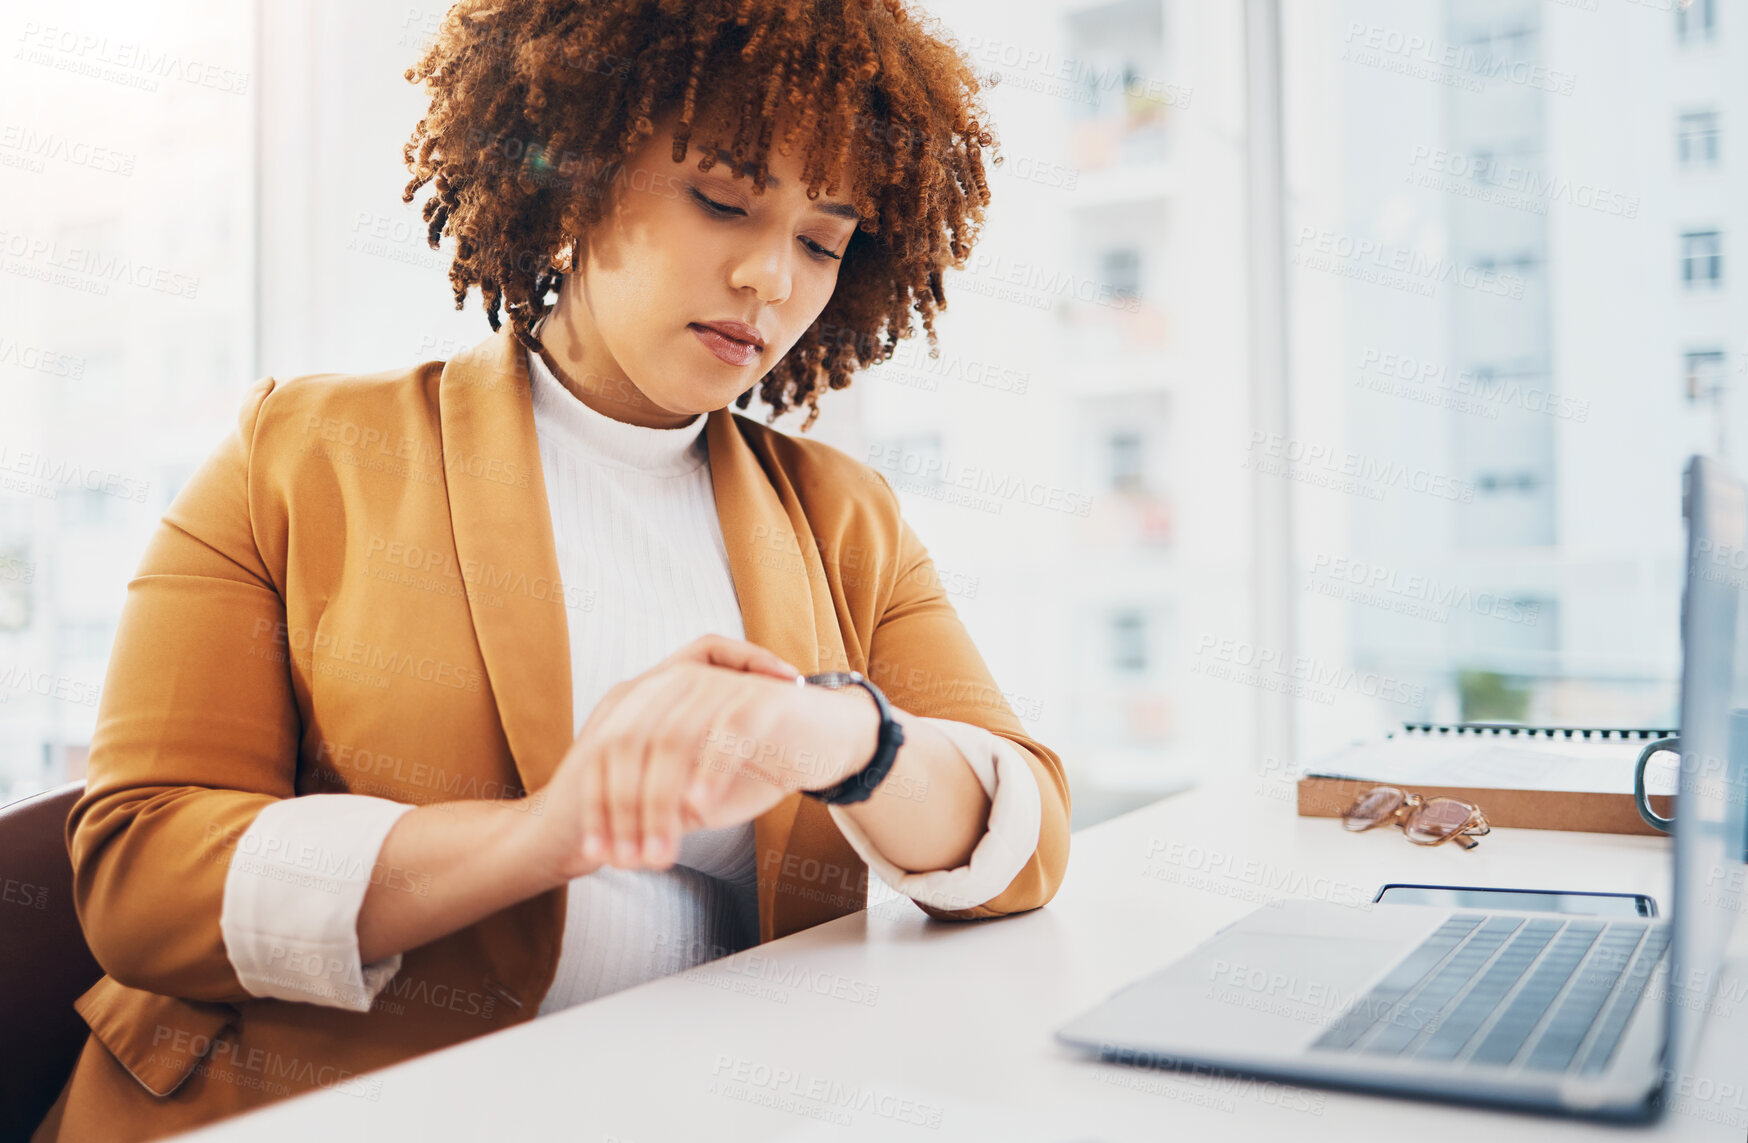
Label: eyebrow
xmin=705 ymin=148 xmax=860 ymax=221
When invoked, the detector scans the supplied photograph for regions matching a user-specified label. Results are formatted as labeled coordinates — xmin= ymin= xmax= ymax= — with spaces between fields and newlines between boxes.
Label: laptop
xmin=1055 ymin=454 xmax=1748 ymax=1120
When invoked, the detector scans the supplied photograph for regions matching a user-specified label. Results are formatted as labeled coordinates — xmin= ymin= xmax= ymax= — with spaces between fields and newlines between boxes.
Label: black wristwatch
xmin=797 ymin=670 xmax=905 ymax=805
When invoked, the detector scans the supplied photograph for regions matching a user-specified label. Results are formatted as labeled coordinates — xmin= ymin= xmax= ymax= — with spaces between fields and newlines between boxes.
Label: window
xmin=1458 ymin=22 xmax=1536 ymax=73
xmin=57 ymin=488 xmax=118 ymax=530
xmin=1110 ymin=610 xmax=1148 ymax=673
xmin=1108 ymin=431 xmax=1145 ymax=493
xmin=1101 ymin=246 xmax=1143 ymax=300
xmin=2 ymin=0 xmax=255 ymax=803
xmin=1476 ymin=472 xmax=1542 ymax=494
xmin=0 ymin=543 xmax=31 ymax=633
xmin=1282 ymin=0 xmax=1705 ymax=759
xmin=1677 ymin=0 xmax=1717 ymax=45
xmin=1682 ymin=231 xmax=1724 ymax=288
xmin=1684 ymin=350 xmax=1728 ymax=400
xmin=1678 ymin=111 xmax=1721 ymax=169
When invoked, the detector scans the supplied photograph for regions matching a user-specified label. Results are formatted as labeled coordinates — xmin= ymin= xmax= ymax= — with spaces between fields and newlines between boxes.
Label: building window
xmin=1681 ymin=230 xmax=1724 ymax=288
xmin=1101 ymin=246 xmax=1142 ymax=300
xmin=56 ymin=487 xmax=119 ymax=528
xmin=1110 ymin=609 xmax=1148 ymax=673
xmin=1472 ymin=251 xmax=1540 ymax=278
xmin=1108 ymin=431 xmax=1145 ymax=493
xmin=1678 ymin=111 xmax=1721 ymax=169
xmin=1476 ymin=471 xmax=1544 ymax=495
xmin=0 ymin=543 xmax=31 ymax=633
xmin=1685 ymin=349 xmax=1728 ymax=400
xmin=1677 ymin=0 xmax=1717 ymax=45
xmin=1457 ymin=24 xmax=1537 ymax=75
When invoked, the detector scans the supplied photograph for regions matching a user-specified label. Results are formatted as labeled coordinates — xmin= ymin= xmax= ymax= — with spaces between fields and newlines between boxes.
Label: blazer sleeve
xmin=859 ymin=473 xmax=1072 ymax=922
xmin=825 ymin=716 xmax=1042 ymax=912
xmin=67 ymin=375 xmax=303 ymax=1002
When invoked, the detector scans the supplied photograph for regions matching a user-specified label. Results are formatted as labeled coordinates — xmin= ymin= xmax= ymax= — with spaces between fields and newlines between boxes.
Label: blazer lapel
xmin=440 ymin=325 xmax=865 ymax=941
xmin=438 ymin=326 xmax=574 ymax=796
xmin=706 ymin=408 xmax=867 ymax=940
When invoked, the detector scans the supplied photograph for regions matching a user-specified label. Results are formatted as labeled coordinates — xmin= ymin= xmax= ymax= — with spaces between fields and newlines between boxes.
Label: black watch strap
xmin=798 ymin=670 xmax=905 ymax=805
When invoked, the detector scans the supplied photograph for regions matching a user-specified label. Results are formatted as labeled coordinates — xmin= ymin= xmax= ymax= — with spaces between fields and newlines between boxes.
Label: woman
xmin=34 ymin=1 xmax=1070 ymax=1138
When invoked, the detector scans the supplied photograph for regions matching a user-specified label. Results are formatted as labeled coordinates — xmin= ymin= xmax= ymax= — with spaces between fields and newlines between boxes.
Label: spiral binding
xmin=1392 ymin=723 xmax=1676 ymax=741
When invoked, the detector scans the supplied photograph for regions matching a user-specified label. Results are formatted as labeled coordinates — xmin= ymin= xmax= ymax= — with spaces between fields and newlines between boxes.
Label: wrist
xmin=833 ymin=687 xmax=883 ymax=788
xmin=509 ymin=793 xmax=602 ymax=890
xmin=797 ymin=672 xmax=902 ymax=804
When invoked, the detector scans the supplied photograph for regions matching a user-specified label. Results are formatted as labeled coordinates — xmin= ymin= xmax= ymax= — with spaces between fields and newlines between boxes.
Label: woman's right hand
xmin=528 ymin=634 xmax=805 ymax=882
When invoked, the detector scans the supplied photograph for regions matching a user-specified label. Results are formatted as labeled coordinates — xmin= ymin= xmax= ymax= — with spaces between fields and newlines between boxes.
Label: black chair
xmin=0 ymin=783 xmax=102 ymax=1142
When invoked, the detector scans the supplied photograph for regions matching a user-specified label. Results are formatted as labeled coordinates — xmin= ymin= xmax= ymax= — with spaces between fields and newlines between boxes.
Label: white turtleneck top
xmin=216 ymin=344 xmax=1043 ymax=1017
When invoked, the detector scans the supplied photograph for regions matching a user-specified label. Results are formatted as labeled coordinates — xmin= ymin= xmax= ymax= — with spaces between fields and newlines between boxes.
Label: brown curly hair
xmin=400 ymin=0 xmax=1002 ymax=431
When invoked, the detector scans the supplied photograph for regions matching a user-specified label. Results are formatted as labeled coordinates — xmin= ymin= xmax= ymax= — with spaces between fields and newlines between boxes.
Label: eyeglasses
xmin=1340 ymin=786 xmax=1492 ymax=850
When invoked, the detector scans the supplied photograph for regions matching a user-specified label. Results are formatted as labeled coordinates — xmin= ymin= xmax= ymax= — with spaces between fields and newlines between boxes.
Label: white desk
xmin=177 ymin=776 xmax=1748 ymax=1140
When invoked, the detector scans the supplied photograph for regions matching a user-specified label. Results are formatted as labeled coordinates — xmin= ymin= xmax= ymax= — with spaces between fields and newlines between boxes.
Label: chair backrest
xmin=0 ymin=782 xmax=102 ymax=1142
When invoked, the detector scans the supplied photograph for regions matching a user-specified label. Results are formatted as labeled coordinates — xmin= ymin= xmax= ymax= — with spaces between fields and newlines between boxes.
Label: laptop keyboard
xmin=1310 ymin=914 xmax=1671 ymax=1073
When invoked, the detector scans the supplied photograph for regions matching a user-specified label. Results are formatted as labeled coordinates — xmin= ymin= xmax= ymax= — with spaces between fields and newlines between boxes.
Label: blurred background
xmin=1 ymin=0 xmax=1741 ymax=827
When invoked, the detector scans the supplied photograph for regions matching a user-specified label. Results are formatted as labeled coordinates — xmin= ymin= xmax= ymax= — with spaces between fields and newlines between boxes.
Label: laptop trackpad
xmin=1066 ymin=930 xmax=1405 ymax=1058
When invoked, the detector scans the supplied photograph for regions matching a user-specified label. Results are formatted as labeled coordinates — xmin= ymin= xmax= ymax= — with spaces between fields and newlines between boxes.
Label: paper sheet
xmin=1305 ymin=732 xmax=1678 ymax=795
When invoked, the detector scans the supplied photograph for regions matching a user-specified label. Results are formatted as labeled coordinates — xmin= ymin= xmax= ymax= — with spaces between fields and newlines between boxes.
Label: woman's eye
xmin=689 ymin=188 xmax=742 ymax=216
xmin=802 ymin=238 xmax=842 ymax=262
xmin=691 ymin=186 xmax=841 ymax=263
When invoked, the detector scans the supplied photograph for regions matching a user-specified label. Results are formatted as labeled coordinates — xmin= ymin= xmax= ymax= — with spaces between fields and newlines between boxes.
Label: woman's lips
xmin=689 ymin=323 xmax=762 ymax=367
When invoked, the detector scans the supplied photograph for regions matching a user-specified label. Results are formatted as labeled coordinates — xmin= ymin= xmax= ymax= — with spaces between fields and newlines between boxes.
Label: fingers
xmin=663 ymin=633 xmax=803 ymax=683
xmin=600 ymin=686 xmax=660 ymax=868
xmin=572 ymin=730 xmax=610 ymax=870
xmin=575 ymin=649 xmax=797 ymax=872
xmin=640 ymin=687 xmax=727 ymax=870
xmin=594 ymin=666 xmax=719 ymax=870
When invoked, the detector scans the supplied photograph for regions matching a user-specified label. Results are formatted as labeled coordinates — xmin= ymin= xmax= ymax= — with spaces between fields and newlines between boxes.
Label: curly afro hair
xmin=400 ymin=0 xmax=1002 ymax=431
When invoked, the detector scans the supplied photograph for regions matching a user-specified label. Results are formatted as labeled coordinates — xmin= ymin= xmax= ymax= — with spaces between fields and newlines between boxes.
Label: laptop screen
xmin=1670 ymin=454 xmax=1748 ymax=1078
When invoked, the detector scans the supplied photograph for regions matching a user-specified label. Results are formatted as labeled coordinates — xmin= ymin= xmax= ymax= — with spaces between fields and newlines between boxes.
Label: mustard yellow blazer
xmin=34 ymin=324 xmax=1071 ymax=1141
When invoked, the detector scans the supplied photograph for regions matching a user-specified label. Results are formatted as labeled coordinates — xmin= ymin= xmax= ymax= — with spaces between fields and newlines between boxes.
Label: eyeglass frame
xmin=1339 ymin=785 xmax=1492 ymax=850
